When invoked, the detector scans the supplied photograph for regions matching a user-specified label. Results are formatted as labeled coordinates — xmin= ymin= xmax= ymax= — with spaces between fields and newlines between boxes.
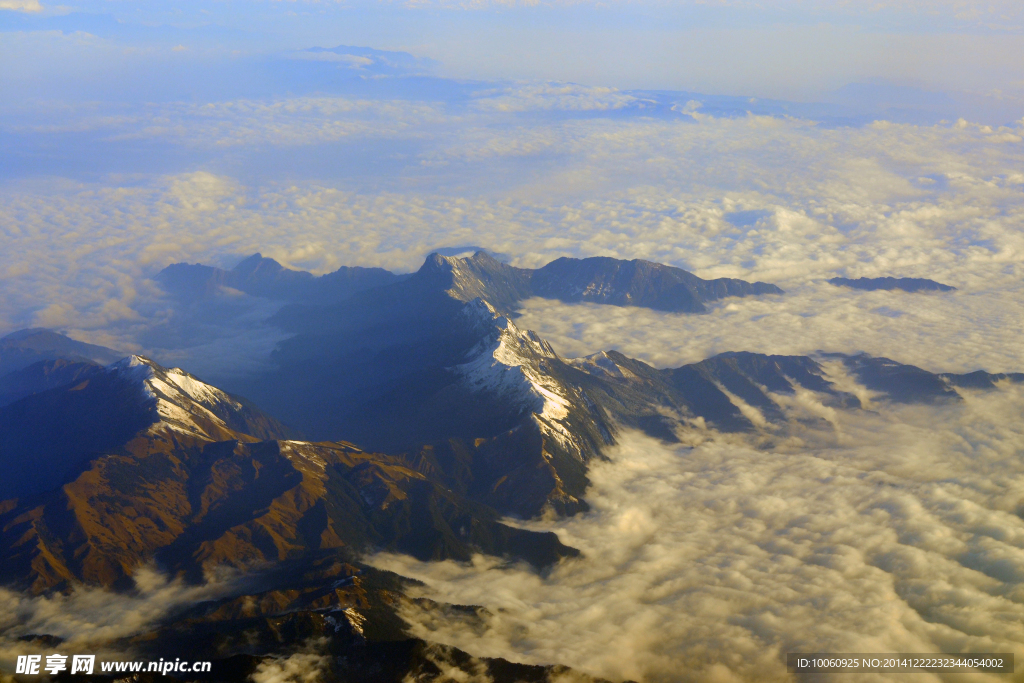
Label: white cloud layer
xmin=0 ymin=97 xmax=1022 ymax=377
xmin=4 ymin=98 xmax=447 ymax=149
xmin=0 ymin=0 xmax=42 ymax=12
xmin=250 ymin=651 xmax=329 ymax=683
xmin=472 ymin=83 xmax=639 ymax=112
xmin=371 ymin=381 xmax=1024 ymax=682
xmin=515 ymin=280 xmax=1024 ymax=375
xmin=0 ymin=566 xmax=242 ymax=670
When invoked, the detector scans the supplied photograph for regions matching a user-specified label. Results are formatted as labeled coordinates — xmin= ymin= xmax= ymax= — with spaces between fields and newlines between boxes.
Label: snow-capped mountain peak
xmin=107 ymin=355 xmax=267 ymax=441
xmin=567 ymin=351 xmax=637 ymax=380
xmin=456 ymin=301 xmax=571 ymax=422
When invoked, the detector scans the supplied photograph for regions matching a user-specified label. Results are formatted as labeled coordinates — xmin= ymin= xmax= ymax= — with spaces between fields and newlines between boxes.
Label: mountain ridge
xmin=0 ymin=328 xmax=123 ymax=377
xmin=0 ymin=355 xmax=294 ymax=502
xmin=0 ymin=355 xmax=576 ymax=593
xmin=156 ymin=253 xmax=405 ymax=304
xmin=0 ymin=358 xmax=104 ymax=407
xmin=164 ymin=250 xmax=784 ymax=319
xmin=829 ymin=276 xmax=956 ymax=292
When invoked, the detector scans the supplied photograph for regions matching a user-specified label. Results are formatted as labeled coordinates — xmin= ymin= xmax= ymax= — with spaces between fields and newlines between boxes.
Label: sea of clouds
xmin=1 ymin=86 xmax=1022 ymax=379
xmin=3 ymin=58 xmax=1024 ymax=683
xmin=371 ymin=376 xmax=1024 ymax=682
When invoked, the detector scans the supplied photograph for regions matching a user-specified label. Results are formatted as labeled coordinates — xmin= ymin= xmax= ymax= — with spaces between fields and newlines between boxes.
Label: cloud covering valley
xmin=372 ymin=379 xmax=1024 ymax=682
xmin=1 ymin=93 xmax=1022 ymax=379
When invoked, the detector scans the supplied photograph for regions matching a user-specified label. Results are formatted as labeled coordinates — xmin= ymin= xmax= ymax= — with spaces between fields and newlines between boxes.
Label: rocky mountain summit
xmin=162 ymin=249 xmax=784 ymax=315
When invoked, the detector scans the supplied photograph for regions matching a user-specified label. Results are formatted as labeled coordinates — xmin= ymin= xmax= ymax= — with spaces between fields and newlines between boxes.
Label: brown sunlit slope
xmin=0 ymin=356 xmax=573 ymax=593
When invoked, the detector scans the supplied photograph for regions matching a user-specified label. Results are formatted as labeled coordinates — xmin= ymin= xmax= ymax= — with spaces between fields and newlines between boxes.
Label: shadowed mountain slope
xmin=257 ymin=251 xmax=786 ymax=449
xmin=0 ymin=328 xmax=122 ymax=376
xmin=826 ymin=352 xmax=1023 ymax=403
xmin=157 ymin=253 xmax=405 ymax=304
xmin=0 ymin=358 xmax=103 ymax=407
xmin=247 ymin=295 xmax=615 ymax=517
xmin=531 ymin=255 xmax=783 ymax=312
xmin=562 ymin=350 xmax=862 ymax=437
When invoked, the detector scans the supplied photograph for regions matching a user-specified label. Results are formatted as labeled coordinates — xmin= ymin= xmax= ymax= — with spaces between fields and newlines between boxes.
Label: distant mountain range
xmin=156 ymin=252 xmax=405 ymax=305
xmin=829 ymin=276 xmax=956 ymax=292
xmin=0 ymin=327 xmax=122 ymax=377
xmin=159 ymin=250 xmax=783 ymax=314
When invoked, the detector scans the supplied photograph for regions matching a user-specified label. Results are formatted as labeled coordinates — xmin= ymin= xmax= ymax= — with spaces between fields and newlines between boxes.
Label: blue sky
xmin=3 ymin=0 xmax=1024 ymax=107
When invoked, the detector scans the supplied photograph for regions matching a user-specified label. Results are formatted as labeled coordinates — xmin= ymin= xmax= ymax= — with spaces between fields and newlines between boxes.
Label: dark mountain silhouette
xmin=0 ymin=358 xmax=103 ymax=407
xmin=825 ymin=353 xmax=1023 ymax=403
xmin=156 ymin=253 xmax=405 ymax=304
xmin=162 ymin=250 xmax=783 ymax=314
xmin=0 ymin=328 xmax=122 ymax=376
xmin=532 ymin=256 xmax=783 ymax=312
xmin=829 ymin=276 xmax=956 ymax=292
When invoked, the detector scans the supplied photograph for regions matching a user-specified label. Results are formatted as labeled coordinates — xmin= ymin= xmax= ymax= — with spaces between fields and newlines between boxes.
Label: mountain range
xmin=0 ymin=249 xmax=1017 ymax=681
xmin=160 ymin=250 xmax=783 ymax=314
xmin=0 ymin=354 xmax=573 ymax=593
xmin=0 ymin=328 xmax=123 ymax=377
xmin=157 ymin=253 xmax=405 ymax=305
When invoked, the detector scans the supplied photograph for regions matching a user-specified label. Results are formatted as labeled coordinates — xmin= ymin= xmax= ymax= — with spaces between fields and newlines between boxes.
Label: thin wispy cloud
xmin=0 ymin=566 xmax=243 ymax=670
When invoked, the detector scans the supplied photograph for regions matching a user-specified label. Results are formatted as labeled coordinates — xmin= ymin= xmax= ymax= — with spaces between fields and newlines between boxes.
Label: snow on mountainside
xmin=109 ymin=355 xmax=291 ymax=442
xmin=457 ymin=299 xmax=570 ymax=422
xmin=455 ymin=299 xmax=612 ymax=468
xmin=0 ymin=355 xmax=293 ymax=501
xmin=567 ymin=351 xmax=639 ymax=380
xmin=418 ymin=252 xmax=532 ymax=313
xmin=111 ymin=355 xmax=248 ymax=439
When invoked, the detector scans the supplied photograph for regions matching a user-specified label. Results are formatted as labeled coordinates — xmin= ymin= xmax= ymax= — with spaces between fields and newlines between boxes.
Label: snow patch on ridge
xmin=567 ymin=351 xmax=636 ymax=380
xmin=106 ymin=355 xmax=244 ymax=439
xmin=163 ymin=368 xmax=240 ymax=408
xmin=109 ymin=355 xmax=158 ymax=399
xmin=456 ymin=299 xmax=571 ymax=422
